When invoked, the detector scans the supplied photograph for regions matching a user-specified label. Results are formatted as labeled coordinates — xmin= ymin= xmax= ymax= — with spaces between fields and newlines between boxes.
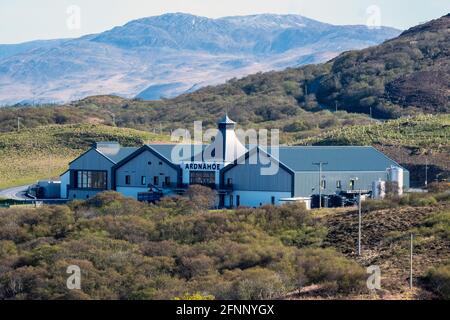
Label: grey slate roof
xmin=97 ymin=142 xmax=404 ymax=174
xmin=262 ymin=146 xmax=404 ymax=172
xmin=97 ymin=147 xmax=138 ymax=164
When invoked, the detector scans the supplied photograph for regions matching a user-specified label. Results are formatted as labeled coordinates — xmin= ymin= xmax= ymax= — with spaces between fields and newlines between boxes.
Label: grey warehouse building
xmin=60 ymin=116 xmax=409 ymax=209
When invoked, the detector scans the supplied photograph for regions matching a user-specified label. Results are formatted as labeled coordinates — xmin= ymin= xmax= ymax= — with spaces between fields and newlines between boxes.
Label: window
xmin=350 ymin=179 xmax=356 ymax=190
xmin=148 ymin=161 xmax=152 ymax=165
xmin=125 ymin=175 xmax=131 ymax=185
xmin=271 ymin=196 xmax=275 ymax=205
xmin=336 ymin=180 xmax=342 ymax=189
xmin=190 ymin=171 xmax=215 ymax=186
xmin=164 ymin=176 xmax=171 ymax=187
xmin=141 ymin=176 xmax=146 ymax=185
xmin=227 ymin=178 xmax=232 ymax=185
xmin=153 ymin=176 xmax=159 ymax=186
xmin=75 ymin=170 xmax=107 ymax=189
xmin=159 ymin=161 xmax=163 ymax=165
xmin=321 ymin=180 xmax=326 ymax=189
xmin=229 ymin=195 xmax=234 ymax=208
xmin=236 ymin=195 xmax=240 ymax=207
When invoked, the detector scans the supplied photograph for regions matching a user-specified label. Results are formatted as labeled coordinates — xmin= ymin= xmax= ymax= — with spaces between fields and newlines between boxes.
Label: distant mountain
xmin=0 ymin=13 xmax=400 ymax=105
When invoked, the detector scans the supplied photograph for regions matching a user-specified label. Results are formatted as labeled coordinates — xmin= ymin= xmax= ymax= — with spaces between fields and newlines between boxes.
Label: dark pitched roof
xmin=262 ymin=146 xmax=405 ymax=172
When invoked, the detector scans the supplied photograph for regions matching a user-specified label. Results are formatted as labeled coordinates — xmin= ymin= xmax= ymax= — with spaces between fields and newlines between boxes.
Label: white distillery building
xmin=60 ymin=116 xmax=409 ymax=209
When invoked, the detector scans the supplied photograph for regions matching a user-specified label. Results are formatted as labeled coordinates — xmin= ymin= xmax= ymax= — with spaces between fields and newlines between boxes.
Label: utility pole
xmin=335 ymin=101 xmax=338 ymax=112
xmin=358 ymin=189 xmax=362 ymax=256
xmin=313 ymin=162 xmax=328 ymax=209
xmin=159 ymin=123 xmax=163 ymax=135
xmin=17 ymin=117 xmax=21 ymax=132
xmin=351 ymin=177 xmax=363 ymax=256
xmin=107 ymin=111 xmax=116 ymax=126
xmin=425 ymin=158 xmax=428 ymax=188
xmin=410 ymin=233 xmax=414 ymax=290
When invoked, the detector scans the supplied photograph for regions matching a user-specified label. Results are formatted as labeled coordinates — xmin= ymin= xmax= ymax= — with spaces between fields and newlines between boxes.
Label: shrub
xmin=185 ymin=185 xmax=217 ymax=210
xmin=279 ymin=226 xmax=327 ymax=248
xmin=427 ymin=182 xmax=450 ymax=193
xmin=417 ymin=211 xmax=450 ymax=240
xmin=410 ymin=196 xmax=437 ymax=207
xmin=422 ymin=263 xmax=450 ymax=299
xmin=0 ymin=240 xmax=17 ymax=259
xmin=435 ymin=192 xmax=450 ymax=203
xmin=295 ymin=248 xmax=366 ymax=294
xmin=362 ymin=198 xmax=399 ymax=212
xmin=73 ymin=191 xmax=146 ymax=218
xmin=174 ymin=293 xmax=215 ymax=300
xmin=230 ymin=268 xmax=286 ymax=300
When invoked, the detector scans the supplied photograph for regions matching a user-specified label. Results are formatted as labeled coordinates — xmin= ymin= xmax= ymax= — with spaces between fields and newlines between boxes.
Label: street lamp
xmin=352 ymin=177 xmax=363 ymax=256
xmin=410 ymin=233 xmax=414 ymax=290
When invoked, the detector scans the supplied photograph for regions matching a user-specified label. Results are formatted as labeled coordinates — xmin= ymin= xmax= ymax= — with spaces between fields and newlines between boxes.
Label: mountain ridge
xmin=0 ymin=13 xmax=400 ymax=105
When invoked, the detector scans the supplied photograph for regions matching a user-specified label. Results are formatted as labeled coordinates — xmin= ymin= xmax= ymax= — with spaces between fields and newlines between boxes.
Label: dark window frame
xmin=164 ymin=176 xmax=171 ymax=187
xmin=189 ymin=171 xmax=215 ymax=186
xmin=350 ymin=179 xmax=356 ymax=190
xmin=74 ymin=170 xmax=107 ymax=190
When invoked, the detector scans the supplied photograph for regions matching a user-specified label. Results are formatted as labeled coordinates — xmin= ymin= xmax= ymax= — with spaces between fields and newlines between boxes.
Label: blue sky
xmin=0 ymin=0 xmax=449 ymax=44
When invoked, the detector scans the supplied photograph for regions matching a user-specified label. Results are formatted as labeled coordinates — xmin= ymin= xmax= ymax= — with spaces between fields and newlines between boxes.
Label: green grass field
xmin=0 ymin=124 xmax=169 ymax=189
xmin=296 ymin=114 xmax=450 ymax=152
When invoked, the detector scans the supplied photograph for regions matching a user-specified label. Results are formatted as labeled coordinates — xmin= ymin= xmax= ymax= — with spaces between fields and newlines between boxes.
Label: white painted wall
xmin=60 ymin=171 xmax=70 ymax=199
xmin=225 ymin=191 xmax=291 ymax=208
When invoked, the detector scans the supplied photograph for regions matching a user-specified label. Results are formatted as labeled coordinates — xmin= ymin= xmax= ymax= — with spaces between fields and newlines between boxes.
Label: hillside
xmin=297 ymin=114 xmax=450 ymax=187
xmin=0 ymin=14 xmax=447 ymax=135
xmin=320 ymin=201 xmax=450 ymax=299
xmin=0 ymin=124 xmax=168 ymax=189
xmin=0 ymin=114 xmax=447 ymax=190
xmin=0 ymin=13 xmax=399 ymax=105
xmin=153 ymin=13 xmax=448 ymax=119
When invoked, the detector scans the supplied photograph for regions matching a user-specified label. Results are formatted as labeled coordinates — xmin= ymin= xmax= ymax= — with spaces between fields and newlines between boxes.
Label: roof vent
xmin=94 ymin=141 xmax=121 ymax=152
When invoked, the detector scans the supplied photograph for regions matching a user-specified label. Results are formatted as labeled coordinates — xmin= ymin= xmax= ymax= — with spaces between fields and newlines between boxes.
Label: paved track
xmin=0 ymin=185 xmax=32 ymax=200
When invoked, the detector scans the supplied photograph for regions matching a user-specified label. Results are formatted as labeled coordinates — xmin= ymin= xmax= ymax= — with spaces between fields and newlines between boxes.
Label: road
xmin=0 ymin=185 xmax=32 ymax=200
